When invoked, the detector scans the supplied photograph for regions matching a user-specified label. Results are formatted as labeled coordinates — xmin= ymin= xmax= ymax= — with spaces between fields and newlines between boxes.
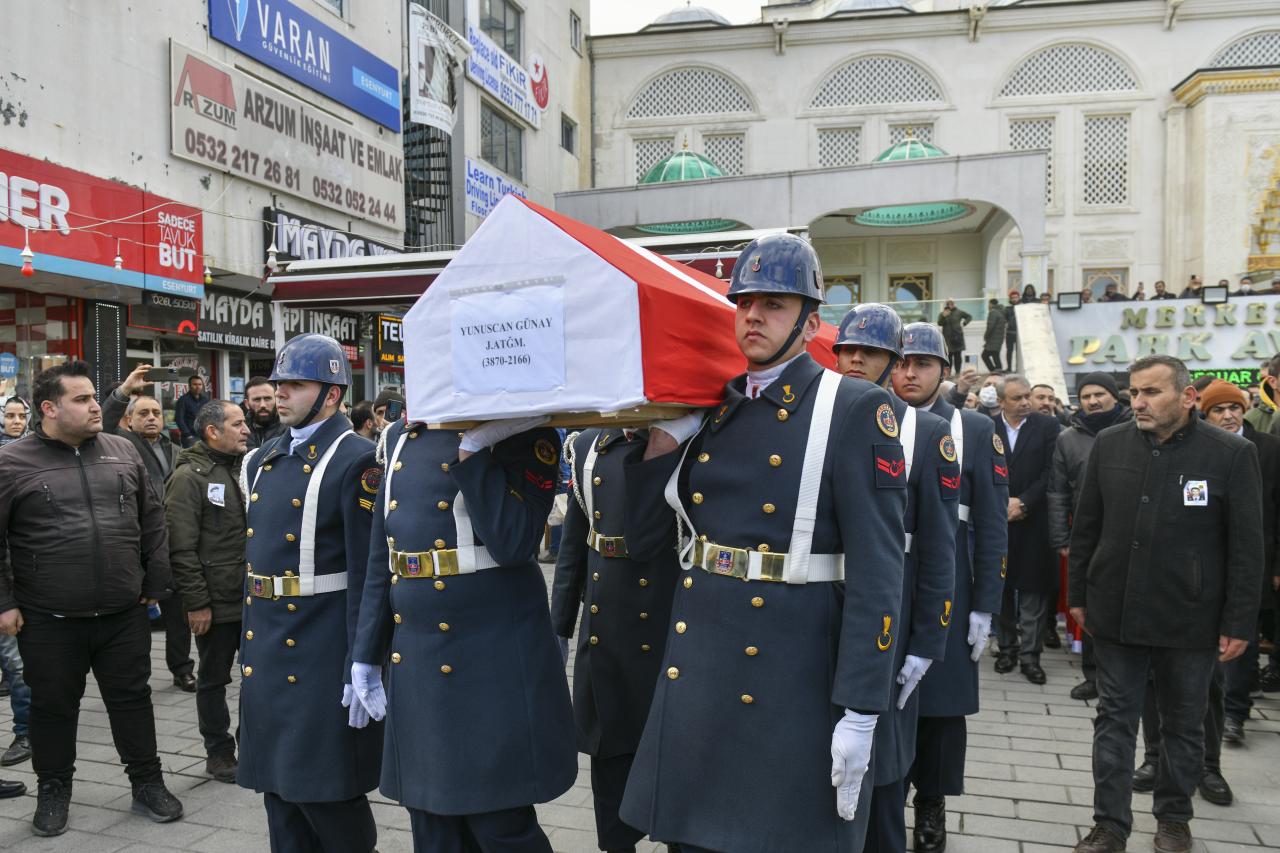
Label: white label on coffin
xmin=450 ymin=277 xmax=567 ymax=395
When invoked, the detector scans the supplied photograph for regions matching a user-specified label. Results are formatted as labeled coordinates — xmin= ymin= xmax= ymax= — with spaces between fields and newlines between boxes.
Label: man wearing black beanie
xmin=1048 ymin=372 xmax=1129 ymax=701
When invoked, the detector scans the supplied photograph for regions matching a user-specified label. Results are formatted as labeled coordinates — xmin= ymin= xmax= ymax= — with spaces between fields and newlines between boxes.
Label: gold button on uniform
xmin=691 ymin=492 xmax=704 ymax=505
xmin=667 ymin=667 xmax=680 ymax=680
xmin=250 ymin=493 xmax=259 ymax=502
xmin=777 ymin=409 xmax=789 ymax=422
xmin=391 ymin=575 xmax=399 ymax=585
xmin=303 ymin=464 xmax=312 ymax=474
xmin=762 ymin=504 xmax=775 ymax=514
xmin=391 ymin=653 xmax=402 ymax=664
xmin=394 ymin=461 xmax=403 ymax=471
xmin=286 ymin=533 xmax=297 ymax=542
xmin=440 ymin=665 xmax=452 ymax=674
xmin=292 ymin=498 xmax=302 ymax=507
xmin=593 ymin=510 xmax=602 ymax=519
xmin=410 ymin=431 xmax=419 ymax=440
xmin=243 ymin=666 xmax=252 ymax=677
xmin=593 ymin=476 xmax=602 ymax=486
xmin=592 ymin=572 xmax=600 ymax=581
xmin=285 ymin=639 xmax=295 ymax=647
xmin=285 ymin=675 xmax=296 ymax=684
xmin=263 ymin=464 xmax=272 ymax=471
xmin=246 ymin=528 xmax=254 ymax=538
xmin=759 ymin=544 xmax=770 ymax=552
xmin=641 ymin=644 xmax=651 ymax=652
xmin=675 ymin=621 xmax=687 ymax=634
xmin=683 ymin=577 xmax=693 ymax=589
xmin=745 ymin=646 xmax=759 ymax=656
xmin=434 ymin=580 xmax=446 ymax=590
xmin=439 ymin=462 xmax=448 ymax=471
xmin=245 ymin=596 xmax=252 ymax=605
xmin=245 ymin=630 xmax=254 ymax=640
xmin=287 ymin=603 xmax=297 ymax=612
xmin=741 ymin=694 xmax=754 ymax=705
xmin=697 ymin=452 xmax=710 ymax=463
xmin=389 ymin=500 xmax=398 ymax=510
xmin=435 ymin=539 xmax=447 ymax=549
xmin=387 ymin=537 xmax=395 ymax=548
xmin=751 ymin=596 xmax=765 ymax=608
xmin=590 ymin=604 xmax=599 ymax=614
xmin=589 ymin=636 xmax=599 ymax=645
xmin=639 ymin=612 xmax=649 ymax=620
xmin=769 ymin=454 xmax=782 ymax=467
xmin=438 ymin=501 xmax=450 ymax=510
xmin=394 ymin=614 xmax=402 ymax=624
xmin=639 ymin=578 xmax=649 ymax=587
xmin=439 ymin=623 xmax=450 ymax=632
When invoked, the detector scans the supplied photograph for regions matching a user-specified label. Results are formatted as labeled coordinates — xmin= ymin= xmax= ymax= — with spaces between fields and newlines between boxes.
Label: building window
xmin=999 ymin=43 xmax=1138 ymax=99
xmin=1083 ymin=267 xmax=1127 ymax=297
xmin=634 ymin=136 xmax=674 ymax=182
xmin=561 ymin=114 xmax=578 ymax=155
xmin=703 ymin=133 xmax=745 ymax=176
xmin=570 ymin=10 xmax=583 ymax=54
xmin=1211 ymin=30 xmax=1280 ymax=68
xmin=481 ymin=102 xmax=523 ymax=180
xmin=1082 ymin=114 xmax=1129 ymax=206
xmin=481 ymin=0 xmax=522 ymax=59
xmin=818 ymin=127 xmax=861 ymax=168
xmin=1009 ymin=117 xmax=1055 ymax=206
xmin=824 ymin=276 xmax=861 ymax=306
xmin=627 ymin=68 xmax=753 ymax=119
xmin=809 ymin=55 xmax=944 ymax=110
xmin=315 ymin=0 xmax=343 ymax=14
xmin=888 ymin=123 xmax=933 ymax=146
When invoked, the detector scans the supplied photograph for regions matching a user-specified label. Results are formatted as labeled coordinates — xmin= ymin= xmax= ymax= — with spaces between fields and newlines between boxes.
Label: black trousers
xmin=1092 ymin=638 xmax=1217 ymax=837
xmin=591 ymin=753 xmax=645 ymax=851
xmin=863 ymin=777 xmax=907 ymax=853
xmin=1081 ymin=633 xmax=1097 ymax=683
xmin=1005 ymin=336 xmax=1016 ymax=372
xmin=195 ymin=620 xmax=240 ymax=757
xmin=407 ymin=805 xmax=551 ymax=853
xmin=1141 ymin=662 xmax=1226 ymax=774
xmin=909 ymin=715 xmax=966 ymax=797
xmin=264 ymin=792 xmax=376 ymax=853
xmin=1223 ymin=637 xmax=1257 ymax=725
xmin=16 ymin=606 xmax=162 ymax=785
xmin=980 ymin=350 xmax=1002 ymax=372
xmin=947 ymin=350 xmax=963 ymax=374
xmin=159 ymin=595 xmax=193 ymax=678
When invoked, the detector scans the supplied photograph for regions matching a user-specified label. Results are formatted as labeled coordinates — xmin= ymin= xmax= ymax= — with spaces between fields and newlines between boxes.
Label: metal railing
xmin=819 ymin=296 xmax=998 ymax=326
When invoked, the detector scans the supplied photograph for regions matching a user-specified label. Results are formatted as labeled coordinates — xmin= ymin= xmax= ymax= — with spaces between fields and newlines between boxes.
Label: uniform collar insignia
xmin=758 ymin=354 xmax=823 ymax=411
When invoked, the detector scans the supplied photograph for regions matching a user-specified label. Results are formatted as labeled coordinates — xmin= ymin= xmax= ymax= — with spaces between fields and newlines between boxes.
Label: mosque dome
xmin=829 ymin=0 xmax=915 ymax=16
xmin=639 ymin=149 xmax=725 ymax=184
xmin=648 ymin=4 xmax=732 ymax=28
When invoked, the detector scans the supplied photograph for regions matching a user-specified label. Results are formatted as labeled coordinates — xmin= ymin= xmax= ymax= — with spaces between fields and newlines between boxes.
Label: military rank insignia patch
xmin=358 ymin=498 xmax=374 ymax=512
xmin=992 ymin=434 xmax=1005 ymax=455
xmin=939 ymin=469 xmax=960 ymax=500
xmin=534 ymin=438 xmax=558 ymax=466
xmin=876 ymin=615 xmax=893 ymax=651
xmin=360 ymin=468 xmax=382 ymax=495
xmin=875 ymin=403 xmax=899 ymax=438
xmin=874 ymin=444 xmax=907 ymax=489
xmin=940 ymin=600 xmax=953 ymax=627
xmin=993 ymin=462 xmax=1009 ymax=485
xmin=939 ymin=435 xmax=957 ymax=462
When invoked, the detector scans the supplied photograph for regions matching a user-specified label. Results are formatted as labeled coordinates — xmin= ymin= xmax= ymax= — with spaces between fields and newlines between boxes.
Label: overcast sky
xmin=589 ymin=0 xmax=765 ymax=35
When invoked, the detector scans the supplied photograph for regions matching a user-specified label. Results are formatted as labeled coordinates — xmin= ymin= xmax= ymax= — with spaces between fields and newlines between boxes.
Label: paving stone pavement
xmin=0 ymin=588 xmax=1276 ymax=852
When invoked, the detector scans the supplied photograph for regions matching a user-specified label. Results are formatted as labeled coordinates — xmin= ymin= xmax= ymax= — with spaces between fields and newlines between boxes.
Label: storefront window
xmin=157 ymin=338 xmax=214 ymax=439
xmin=0 ymin=288 xmax=79 ymax=403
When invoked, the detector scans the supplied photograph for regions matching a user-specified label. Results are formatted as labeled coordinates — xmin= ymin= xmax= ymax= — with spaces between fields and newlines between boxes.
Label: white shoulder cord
xmin=900 ymin=405 xmax=918 ymax=481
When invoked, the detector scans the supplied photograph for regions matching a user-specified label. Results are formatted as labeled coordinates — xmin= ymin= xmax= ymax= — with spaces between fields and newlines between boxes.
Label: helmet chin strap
xmin=294 ymin=383 xmax=334 ymax=428
xmin=875 ymin=356 xmax=898 ymax=389
xmin=759 ymin=301 xmax=815 ymax=367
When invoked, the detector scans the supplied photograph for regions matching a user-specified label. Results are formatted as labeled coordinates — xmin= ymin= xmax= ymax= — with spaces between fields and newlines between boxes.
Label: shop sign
xmin=1051 ymin=295 xmax=1280 ymax=371
xmin=266 ymin=207 xmax=401 ymax=263
xmin=209 ymin=0 xmax=401 ymax=131
xmin=170 ymin=41 xmax=403 ymax=230
xmin=0 ymin=147 xmax=204 ymax=298
xmin=464 ymin=157 xmax=526 ymax=220
xmin=377 ymin=313 xmax=404 ymax=365
xmin=409 ymin=5 xmax=467 ymax=135
xmin=130 ymin=291 xmax=200 ymax=336
xmin=198 ymin=286 xmax=275 ymax=352
xmin=464 ymin=0 xmax=546 ymax=129
xmin=281 ymin=305 xmax=360 ymax=351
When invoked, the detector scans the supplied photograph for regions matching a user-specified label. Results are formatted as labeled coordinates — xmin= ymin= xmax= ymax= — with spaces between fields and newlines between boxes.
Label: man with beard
xmin=1048 ymin=373 xmax=1130 ymax=701
xmin=244 ymin=377 xmax=286 ymax=450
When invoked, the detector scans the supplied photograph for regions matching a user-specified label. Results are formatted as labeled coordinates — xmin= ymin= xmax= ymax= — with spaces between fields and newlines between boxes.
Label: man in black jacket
xmin=0 ymin=360 xmax=184 ymax=837
xmin=243 ymin=376 xmax=286 ymax=450
xmin=991 ymin=375 xmax=1060 ymax=685
xmin=1048 ymin=373 xmax=1130 ymax=701
xmin=1067 ymin=356 xmax=1263 ymax=853
xmin=174 ymin=375 xmax=209 ymax=448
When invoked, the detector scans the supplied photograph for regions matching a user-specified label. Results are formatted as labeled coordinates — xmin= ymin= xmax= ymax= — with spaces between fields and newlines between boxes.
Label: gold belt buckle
xmin=248 ymin=573 xmax=273 ymax=599
xmin=697 ymin=540 xmax=748 ymax=580
xmin=278 ymin=575 xmax=300 ymax=596
xmin=591 ymin=533 xmax=628 ymax=559
xmin=758 ymin=552 xmax=786 ymax=583
xmin=434 ymin=549 xmax=460 ymax=576
xmin=392 ymin=550 xmax=435 ymax=578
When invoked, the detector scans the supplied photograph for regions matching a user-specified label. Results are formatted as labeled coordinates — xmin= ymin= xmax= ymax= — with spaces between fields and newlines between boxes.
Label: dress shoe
xmin=33 ymin=778 xmax=71 ymax=836
xmin=0 ymin=779 xmax=24 ymax=799
xmin=206 ymin=752 xmax=238 ymax=783
xmin=131 ymin=781 xmax=184 ymax=823
xmin=0 ymin=680 xmax=10 ymax=698
xmin=1131 ymin=761 xmax=1156 ymax=793
xmin=1223 ymin=718 xmax=1245 ymax=745
xmin=1261 ymin=664 xmax=1280 ymax=693
xmin=1 ymin=735 xmax=31 ymax=767
xmin=1070 ymin=680 xmax=1098 ymax=701
xmin=1073 ymin=824 xmax=1126 ymax=853
xmin=173 ymin=673 xmax=197 ymax=693
xmin=994 ymin=653 xmax=1017 ymax=674
xmin=1154 ymin=820 xmax=1192 ymax=853
xmin=1021 ymin=662 xmax=1047 ymax=685
xmin=1044 ymin=630 xmax=1062 ymax=649
xmin=913 ymin=795 xmax=946 ymax=853
xmin=1197 ymin=770 xmax=1232 ymax=806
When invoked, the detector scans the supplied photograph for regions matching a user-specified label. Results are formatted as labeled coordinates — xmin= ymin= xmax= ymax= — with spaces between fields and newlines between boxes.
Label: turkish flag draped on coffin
xmin=403 ymin=195 xmax=837 ymax=424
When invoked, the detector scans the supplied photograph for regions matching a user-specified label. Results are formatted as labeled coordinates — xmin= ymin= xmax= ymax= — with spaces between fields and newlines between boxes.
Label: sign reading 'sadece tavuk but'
xmin=170 ymin=41 xmax=403 ymax=230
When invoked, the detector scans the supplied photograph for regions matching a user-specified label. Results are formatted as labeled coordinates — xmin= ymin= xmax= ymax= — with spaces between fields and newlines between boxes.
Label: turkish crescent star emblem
xmin=329 ymin=359 xmax=340 ymax=374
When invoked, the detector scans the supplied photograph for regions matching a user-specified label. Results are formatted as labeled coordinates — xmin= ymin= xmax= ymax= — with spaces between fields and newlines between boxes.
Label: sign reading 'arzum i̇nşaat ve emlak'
xmin=1050 ymin=295 xmax=1280 ymax=369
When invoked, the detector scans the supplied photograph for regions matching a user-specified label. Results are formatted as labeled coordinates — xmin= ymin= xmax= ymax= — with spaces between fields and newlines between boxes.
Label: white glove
xmin=342 ymin=683 xmax=370 ymax=729
xmin=351 ymin=662 xmax=387 ymax=721
xmin=650 ymin=411 xmax=704 ymax=446
xmin=968 ymin=611 xmax=993 ymax=662
xmin=459 ymin=416 xmax=551 ymax=453
xmin=895 ymin=655 xmax=932 ymax=709
xmin=830 ymin=709 xmax=877 ymax=821
xmin=556 ymin=636 xmax=569 ymax=667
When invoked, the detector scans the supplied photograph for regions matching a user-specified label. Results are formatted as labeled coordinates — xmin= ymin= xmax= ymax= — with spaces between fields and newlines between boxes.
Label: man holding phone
xmin=176 ymin=375 xmax=210 ymax=448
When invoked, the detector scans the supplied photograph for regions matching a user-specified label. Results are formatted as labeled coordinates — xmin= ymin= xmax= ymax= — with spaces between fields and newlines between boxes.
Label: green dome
xmin=874 ymin=136 xmax=950 ymax=162
xmin=640 ymin=150 xmax=724 ymax=184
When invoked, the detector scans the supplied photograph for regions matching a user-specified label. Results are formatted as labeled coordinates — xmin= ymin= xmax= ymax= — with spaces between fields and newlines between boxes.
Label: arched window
xmin=626 ymin=67 xmax=753 ymax=119
xmin=998 ymin=43 xmax=1138 ymax=98
xmin=809 ymin=55 xmax=944 ymax=109
xmin=1210 ymin=31 xmax=1280 ymax=68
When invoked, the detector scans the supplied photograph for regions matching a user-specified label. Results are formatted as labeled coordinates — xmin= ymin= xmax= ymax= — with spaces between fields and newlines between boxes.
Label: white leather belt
xmin=958 ymin=504 xmax=971 ymax=523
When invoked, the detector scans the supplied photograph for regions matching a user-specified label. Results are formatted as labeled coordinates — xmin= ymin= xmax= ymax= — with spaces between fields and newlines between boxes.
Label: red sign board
xmin=0 ymin=147 xmax=204 ymax=298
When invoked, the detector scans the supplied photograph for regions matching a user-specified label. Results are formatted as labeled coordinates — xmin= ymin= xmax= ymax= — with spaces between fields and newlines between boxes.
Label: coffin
xmin=403 ymin=195 xmax=837 ymax=427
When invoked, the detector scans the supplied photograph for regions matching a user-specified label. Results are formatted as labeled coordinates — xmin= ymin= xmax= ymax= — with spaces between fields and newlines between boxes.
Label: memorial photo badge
xmin=1183 ymin=479 xmax=1208 ymax=506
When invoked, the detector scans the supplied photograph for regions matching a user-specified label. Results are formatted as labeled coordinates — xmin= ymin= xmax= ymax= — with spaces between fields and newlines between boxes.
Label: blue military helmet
xmin=833 ymin=303 xmax=903 ymax=357
xmin=901 ymin=322 xmax=949 ymax=365
xmin=727 ymin=233 xmax=825 ymax=304
xmin=270 ymin=333 xmax=352 ymax=387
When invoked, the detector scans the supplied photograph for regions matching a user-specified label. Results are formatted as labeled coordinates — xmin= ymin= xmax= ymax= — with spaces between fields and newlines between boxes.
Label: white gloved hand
xmin=351 ymin=662 xmax=387 ymax=721
xmin=968 ymin=611 xmax=993 ymax=662
xmin=556 ymin=636 xmax=569 ymax=667
xmin=459 ymin=416 xmax=551 ymax=453
xmin=649 ymin=411 xmax=704 ymax=446
xmin=895 ymin=655 xmax=933 ymax=709
xmin=342 ymin=683 xmax=370 ymax=729
xmin=830 ymin=709 xmax=877 ymax=821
